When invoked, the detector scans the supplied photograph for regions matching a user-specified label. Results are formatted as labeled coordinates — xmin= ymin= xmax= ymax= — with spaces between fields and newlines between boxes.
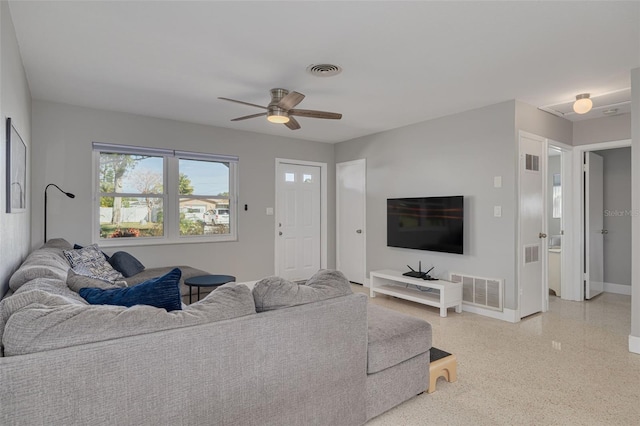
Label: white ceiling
xmin=8 ymin=1 xmax=640 ymax=143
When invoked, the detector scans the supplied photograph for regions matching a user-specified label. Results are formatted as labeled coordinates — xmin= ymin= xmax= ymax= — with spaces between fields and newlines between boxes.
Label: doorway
xmin=584 ymin=147 xmax=632 ymax=299
xmin=570 ymin=140 xmax=632 ymax=302
xmin=546 ymin=141 xmax=574 ymax=306
xmin=547 ymin=146 xmax=563 ymax=299
xmin=274 ymin=159 xmax=327 ymax=281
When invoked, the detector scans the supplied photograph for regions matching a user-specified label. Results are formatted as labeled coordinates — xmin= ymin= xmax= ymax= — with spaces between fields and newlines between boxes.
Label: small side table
xmin=184 ymin=274 xmax=236 ymax=304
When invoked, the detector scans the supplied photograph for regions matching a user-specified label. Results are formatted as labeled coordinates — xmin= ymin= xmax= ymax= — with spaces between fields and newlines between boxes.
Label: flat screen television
xmin=387 ymin=196 xmax=464 ymax=254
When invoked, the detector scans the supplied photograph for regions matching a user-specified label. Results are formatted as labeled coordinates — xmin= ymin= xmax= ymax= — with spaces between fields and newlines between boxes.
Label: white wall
xmin=573 ymin=113 xmax=632 ymax=146
xmin=0 ymin=3 xmax=32 ymax=296
xmin=515 ymin=100 xmax=573 ymax=145
xmin=336 ymin=101 xmax=520 ymax=309
xmin=335 ymin=100 xmax=572 ymax=314
xmin=30 ymin=100 xmax=335 ymax=282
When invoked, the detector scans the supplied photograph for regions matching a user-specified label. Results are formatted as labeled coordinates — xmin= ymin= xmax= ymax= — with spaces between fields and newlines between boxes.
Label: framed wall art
xmin=6 ymin=117 xmax=27 ymax=213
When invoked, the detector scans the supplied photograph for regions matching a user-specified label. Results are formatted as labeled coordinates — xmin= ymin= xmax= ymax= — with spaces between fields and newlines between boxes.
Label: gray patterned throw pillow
xmin=63 ymin=244 xmax=124 ymax=282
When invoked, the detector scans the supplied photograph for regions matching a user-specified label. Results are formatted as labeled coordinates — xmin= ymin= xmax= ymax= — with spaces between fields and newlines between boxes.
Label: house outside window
xmin=93 ymin=143 xmax=238 ymax=246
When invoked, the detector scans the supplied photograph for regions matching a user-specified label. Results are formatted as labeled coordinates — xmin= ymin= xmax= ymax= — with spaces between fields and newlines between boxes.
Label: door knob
xmin=601 ymin=229 xmax=608 ymax=234
xmin=539 ymin=233 xmax=547 ymax=239
xmin=356 ymin=229 xmax=363 ymax=234
xmin=279 ymin=231 xmax=283 ymax=236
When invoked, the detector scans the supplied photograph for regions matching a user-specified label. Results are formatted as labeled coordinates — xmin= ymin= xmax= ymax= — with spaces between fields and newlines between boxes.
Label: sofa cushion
xmin=79 ymin=268 xmax=182 ymax=311
xmin=108 ymin=251 xmax=145 ymax=277
xmin=1 ymin=282 xmax=256 ymax=356
xmin=64 ymin=244 xmax=124 ymax=282
xmin=44 ymin=238 xmax=74 ymax=250
xmin=66 ymin=269 xmax=127 ymax=293
xmin=252 ymin=269 xmax=352 ymax=312
xmin=8 ymin=245 xmax=72 ymax=291
xmin=0 ymin=278 xmax=87 ymax=350
xmin=366 ymin=304 xmax=432 ymax=374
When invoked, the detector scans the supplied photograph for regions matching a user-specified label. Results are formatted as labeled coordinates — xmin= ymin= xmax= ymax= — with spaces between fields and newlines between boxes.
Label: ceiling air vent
xmin=306 ymin=63 xmax=342 ymax=77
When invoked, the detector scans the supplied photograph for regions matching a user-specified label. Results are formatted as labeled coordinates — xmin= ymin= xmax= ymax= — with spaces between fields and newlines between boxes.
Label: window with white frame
xmin=93 ymin=143 xmax=237 ymax=245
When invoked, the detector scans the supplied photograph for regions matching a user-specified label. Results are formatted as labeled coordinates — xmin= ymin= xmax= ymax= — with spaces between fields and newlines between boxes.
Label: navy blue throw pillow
xmin=108 ymin=251 xmax=146 ymax=278
xmin=79 ymin=268 xmax=183 ymax=311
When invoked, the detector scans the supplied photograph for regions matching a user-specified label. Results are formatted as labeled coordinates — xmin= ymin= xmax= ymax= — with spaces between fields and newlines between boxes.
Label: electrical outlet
xmin=494 ymin=206 xmax=502 ymax=217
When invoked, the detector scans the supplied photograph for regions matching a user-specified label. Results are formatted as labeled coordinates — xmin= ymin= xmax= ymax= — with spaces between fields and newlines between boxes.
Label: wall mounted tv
xmin=387 ymin=196 xmax=464 ymax=254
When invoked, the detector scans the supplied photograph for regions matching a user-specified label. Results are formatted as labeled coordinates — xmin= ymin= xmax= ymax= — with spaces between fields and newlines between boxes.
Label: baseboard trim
xmin=604 ymin=282 xmax=632 ymax=295
xmin=462 ymin=304 xmax=519 ymax=323
xmin=629 ymin=335 xmax=640 ymax=354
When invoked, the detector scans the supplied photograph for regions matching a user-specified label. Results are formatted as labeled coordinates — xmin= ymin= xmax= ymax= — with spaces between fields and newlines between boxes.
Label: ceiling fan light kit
xmin=573 ymin=93 xmax=593 ymax=114
xmin=267 ymin=109 xmax=290 ymax=124
xmin=219 ymin=88 xmax=342 ymax=130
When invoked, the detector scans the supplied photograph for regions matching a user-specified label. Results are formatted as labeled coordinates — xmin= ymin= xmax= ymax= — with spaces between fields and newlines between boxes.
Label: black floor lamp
xmin=44 ymin=183 xmax=75 ymax=243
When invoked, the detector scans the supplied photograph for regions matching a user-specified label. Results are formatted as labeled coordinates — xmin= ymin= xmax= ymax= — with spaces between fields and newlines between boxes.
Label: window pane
xmin=100 ymin=196 xmax=164 ymax=238
xmin=180 ymin=198 xmax=230 ymax=236
xmin=100 ymin=153 xmax=164 ymax=194
xmin=179 ymin=159 xmax=229 ymax=196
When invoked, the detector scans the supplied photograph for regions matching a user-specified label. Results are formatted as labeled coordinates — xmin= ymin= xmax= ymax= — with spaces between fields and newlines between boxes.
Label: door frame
xmin=274 ymin=158 xmax=328 ymax=276
xmin=547 ymin=140 xmax=575 ymax=305
xmin=336 ymin=159 xmax=367 ymax=285
xmin=570 ymin=139 xmax=631 ymax=301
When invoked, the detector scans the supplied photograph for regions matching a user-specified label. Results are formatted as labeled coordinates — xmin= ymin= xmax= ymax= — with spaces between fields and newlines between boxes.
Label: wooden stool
xmin=428 ymin=348 xmax=457 ymax=393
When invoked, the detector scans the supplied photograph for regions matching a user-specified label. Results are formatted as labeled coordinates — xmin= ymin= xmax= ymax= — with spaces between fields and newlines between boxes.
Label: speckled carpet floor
xmin=353 ymin=285 xmax=640 ymax=425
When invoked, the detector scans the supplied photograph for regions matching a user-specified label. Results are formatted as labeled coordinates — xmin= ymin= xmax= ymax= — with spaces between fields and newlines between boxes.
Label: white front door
xmin=519 ymin=133 xmax=546 ymax=318
xmin=585 ymin=152 xmax=605 ymax=299
xmin=336 ymin=160 xmax=366 ymax=285
xmin=276 ymin=162 xmax=321 ymax=281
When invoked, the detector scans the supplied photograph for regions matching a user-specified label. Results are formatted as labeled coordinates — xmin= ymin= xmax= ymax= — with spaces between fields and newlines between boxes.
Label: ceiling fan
xmin=219 ymin=88 xmax=342 ymax=130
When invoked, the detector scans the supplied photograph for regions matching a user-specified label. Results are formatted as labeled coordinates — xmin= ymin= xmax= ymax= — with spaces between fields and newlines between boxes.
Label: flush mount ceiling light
xmin=573 ymin=93 xmax=593 ymax=114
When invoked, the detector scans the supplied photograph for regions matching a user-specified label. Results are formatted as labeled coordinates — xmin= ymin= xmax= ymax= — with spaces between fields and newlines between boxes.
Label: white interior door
xmin=336 ymin=160 xmax=366 ymax=285
xmin=519 ymin=133 xmax=546 ymax=318
xmin=276 ymin=162 xmax=321 ymax=281
xmin=585 ymin=152 xmax=604 ymax=299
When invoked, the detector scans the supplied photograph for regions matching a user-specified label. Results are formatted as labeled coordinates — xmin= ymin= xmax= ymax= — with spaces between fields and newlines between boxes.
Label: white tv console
xmin=369 ymin=269 xmax=463 ymax=317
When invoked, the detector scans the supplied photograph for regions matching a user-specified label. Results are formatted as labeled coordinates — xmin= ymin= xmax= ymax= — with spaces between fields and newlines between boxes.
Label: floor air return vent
xmin=450 ymin=273 xmax=503 ymax=311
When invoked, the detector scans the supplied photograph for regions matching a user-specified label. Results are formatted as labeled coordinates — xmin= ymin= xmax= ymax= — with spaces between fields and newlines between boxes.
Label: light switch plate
xmin=266 ymin=207 xmax=274 ymax=216
xmin=494 ymin=206 xmax=502 ymax=217
xmin=494 ymin=176 xmax=502 ymax=188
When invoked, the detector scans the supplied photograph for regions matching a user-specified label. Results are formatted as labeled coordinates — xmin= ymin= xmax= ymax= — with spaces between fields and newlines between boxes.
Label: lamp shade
xmin=573 ymin=94 xmax=593 ymax=114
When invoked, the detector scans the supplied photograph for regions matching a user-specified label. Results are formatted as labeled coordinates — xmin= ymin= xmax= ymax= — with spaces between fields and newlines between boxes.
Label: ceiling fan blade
xmin=218 ymin=97 xmax=267 ymax=110
xmin=284 ymin=116 xmax=301 ymax=130
xmin=290 ymin=109 xmax=342 ymax=120
xmin=277 ymin=91 xmax=305 ymax=110
xmin=231 ymin=112 xmax=268 ymax=121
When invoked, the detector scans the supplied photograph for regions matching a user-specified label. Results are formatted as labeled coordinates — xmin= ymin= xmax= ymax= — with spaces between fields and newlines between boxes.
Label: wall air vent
xmin=451 ymin=272 xmax=504 ymax=312
xmin=306 ymin=63 xmax=343 ymax=77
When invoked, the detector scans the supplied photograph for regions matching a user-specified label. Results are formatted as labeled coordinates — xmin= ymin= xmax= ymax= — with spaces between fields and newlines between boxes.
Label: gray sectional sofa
xmin=0 ymin=239 xmax=432 ymax=425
